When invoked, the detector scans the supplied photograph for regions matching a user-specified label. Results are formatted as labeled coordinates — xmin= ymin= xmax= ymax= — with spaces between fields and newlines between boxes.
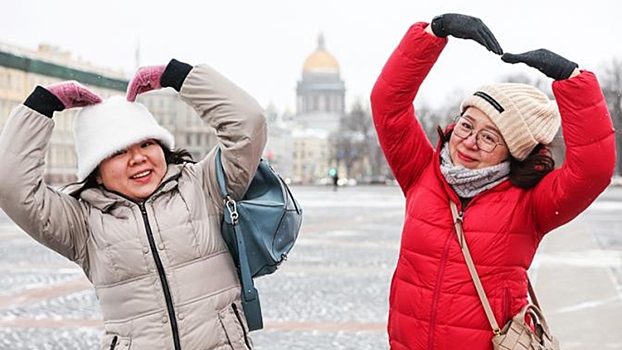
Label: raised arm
xmin=502 ymin=49 xmax=616 ymax=233
xmin=0 ymin=81 xmax=97 ymax=261
xmin=371 ymin=14 xmax=502 ymax=193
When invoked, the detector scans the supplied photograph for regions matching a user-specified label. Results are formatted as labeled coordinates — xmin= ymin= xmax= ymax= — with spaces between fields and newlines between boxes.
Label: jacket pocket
xmin=100 ymin=334 xmax=132 ymax=350
xmin=218 ymin=303 xmax=252 ymax=350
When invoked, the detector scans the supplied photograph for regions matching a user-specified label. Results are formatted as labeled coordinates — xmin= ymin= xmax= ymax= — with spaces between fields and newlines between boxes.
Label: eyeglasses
xmin=453 ymin=116 xmax=505 ymax=153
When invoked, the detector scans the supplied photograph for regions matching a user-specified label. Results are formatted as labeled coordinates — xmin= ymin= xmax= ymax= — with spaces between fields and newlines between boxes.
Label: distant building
xmin=291 ymin=128 xmax=330 ymax=184
xmin=295 ymin=33 xmax=345 ymax=131
xmin=289 ymin=33 xmax=346 ymax=183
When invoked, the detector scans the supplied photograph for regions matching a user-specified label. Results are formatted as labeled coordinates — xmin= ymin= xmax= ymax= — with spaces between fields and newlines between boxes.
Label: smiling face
xmin=448 ymin=107 xmax=509 ymax=169
xmin=96 ymin=139 xmax=167 ymax=201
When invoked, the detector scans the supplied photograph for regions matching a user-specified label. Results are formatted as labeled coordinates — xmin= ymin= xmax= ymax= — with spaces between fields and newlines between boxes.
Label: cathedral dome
xmin=302 ymin=33 xmax=339 ymax=72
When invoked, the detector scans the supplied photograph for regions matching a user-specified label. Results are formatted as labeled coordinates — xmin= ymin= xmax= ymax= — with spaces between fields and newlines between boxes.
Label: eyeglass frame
xmin=452 ymin=115 xmax=506 ymax=153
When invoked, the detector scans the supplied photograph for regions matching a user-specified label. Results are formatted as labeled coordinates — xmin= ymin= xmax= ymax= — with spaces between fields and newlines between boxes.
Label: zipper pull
xmin=456 ymin=211 xmax=466 ymax=248
xmin=109 ymin=335 xmax=118 ymax=350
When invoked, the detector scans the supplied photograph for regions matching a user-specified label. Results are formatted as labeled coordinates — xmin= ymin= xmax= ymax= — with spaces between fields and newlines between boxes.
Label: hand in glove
xmin=46 ymin=81 xmax=102 ymax=109
xmin=501 ymin=49 xmax=578 ymax=80
xmin=430 ymin=13 xmax=503 ymax=55
xmin=126 ymin=65 xmax=166 ymax=102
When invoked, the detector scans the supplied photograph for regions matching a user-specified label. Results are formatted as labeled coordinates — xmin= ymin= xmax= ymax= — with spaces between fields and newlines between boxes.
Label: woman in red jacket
xmin=370 ymin=13 xmax=616 ymax=350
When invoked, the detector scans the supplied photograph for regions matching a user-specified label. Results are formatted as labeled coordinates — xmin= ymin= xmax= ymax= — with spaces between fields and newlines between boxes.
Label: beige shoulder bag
xmin=449 ymin=200 xmax=561 ymax=350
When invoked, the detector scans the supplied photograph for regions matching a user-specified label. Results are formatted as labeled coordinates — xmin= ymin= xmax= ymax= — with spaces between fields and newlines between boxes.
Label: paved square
xmin=0 ymin=185 xmax=620 ymax=349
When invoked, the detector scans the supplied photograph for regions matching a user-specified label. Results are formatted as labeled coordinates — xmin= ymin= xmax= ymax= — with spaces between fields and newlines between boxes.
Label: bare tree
xmin=331 ymin=100 xmax=389 ymax=179
xmin=599 ymin=58 xmax=622 ymax=176
xmin=416 ymin=88 xmax=463 ymax=146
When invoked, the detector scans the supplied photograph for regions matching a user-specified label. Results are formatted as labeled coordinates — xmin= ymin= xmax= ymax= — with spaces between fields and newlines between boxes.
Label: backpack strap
xmin=215 ymin=148 xmax=263 ymax=330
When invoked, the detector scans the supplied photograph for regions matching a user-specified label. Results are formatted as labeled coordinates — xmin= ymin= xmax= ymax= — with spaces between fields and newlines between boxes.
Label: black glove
xmin=430 ymin=13 xmax=503 ymax=55
xmin=501 ymin=49 xmax=578 ymax=80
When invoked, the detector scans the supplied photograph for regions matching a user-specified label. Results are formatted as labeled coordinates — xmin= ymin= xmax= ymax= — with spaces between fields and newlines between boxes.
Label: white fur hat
xmin=460 ymin=83 xmax=560 ymax=161
xmin=73 ymin=96 xmax=175 ymax=181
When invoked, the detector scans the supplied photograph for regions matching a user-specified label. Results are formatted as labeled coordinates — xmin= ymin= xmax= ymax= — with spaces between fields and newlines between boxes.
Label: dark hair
xmin=66 ymin=142 xmax=195 ymax=199
xmin=436 ymin=126 xmax=555 ymax=189
xmin=161 ymin=146 xmax=196 ymax=165
xmin=508 ymin=144 xmax=555 ymax=189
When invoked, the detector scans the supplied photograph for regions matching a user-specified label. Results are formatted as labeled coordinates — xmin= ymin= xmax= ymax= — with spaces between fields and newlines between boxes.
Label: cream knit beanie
xmin=460 ymin=83 xmax=560 ymax=161
xmin=73 ymin=96 xmax=174 ymax=181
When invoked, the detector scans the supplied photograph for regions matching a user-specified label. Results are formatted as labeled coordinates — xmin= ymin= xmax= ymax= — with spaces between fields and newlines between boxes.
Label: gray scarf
xmin=439 ymin=143 xmax=510 ymax=198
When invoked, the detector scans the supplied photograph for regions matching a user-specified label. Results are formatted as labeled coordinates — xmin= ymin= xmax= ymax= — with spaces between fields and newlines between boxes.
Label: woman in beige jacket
xmin=0 ymin=58 xmax=267 ymax=350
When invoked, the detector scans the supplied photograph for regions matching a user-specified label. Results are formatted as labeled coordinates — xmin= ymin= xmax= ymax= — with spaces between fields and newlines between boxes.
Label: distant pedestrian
xmin=332 ymin=172 xmax=339 ymax=191
xmin=0 ymin=58 xmax=266 ymax=349
xmin=370 ymin=13 xmax=616 ymax=349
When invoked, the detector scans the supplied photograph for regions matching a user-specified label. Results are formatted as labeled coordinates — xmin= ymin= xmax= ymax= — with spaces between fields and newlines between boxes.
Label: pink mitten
xmin=46 ymin=81 xmax=102 ymax=109
xmin=126 ymin=65 xmax=166 ymax=102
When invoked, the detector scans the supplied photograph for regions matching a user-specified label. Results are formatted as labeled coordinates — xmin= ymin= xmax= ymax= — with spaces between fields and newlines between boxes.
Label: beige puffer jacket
xmin=0 ymin=63 xmax=267 ymax=350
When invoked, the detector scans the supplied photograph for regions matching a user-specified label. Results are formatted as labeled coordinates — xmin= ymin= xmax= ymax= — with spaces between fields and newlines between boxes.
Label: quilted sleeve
xmin=531 ymin=71 xmax=616 ymax=235
xmin=370 ymin=22 xmax=447 ymax=194
xmin=0 ymin=105 xmax=88 ymax=262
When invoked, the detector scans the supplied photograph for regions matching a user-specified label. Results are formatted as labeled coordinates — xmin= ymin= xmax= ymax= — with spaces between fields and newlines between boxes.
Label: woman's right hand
xmin=429 ymin=13 xmax=503 ymax=55
xmin=46 ymin=81 xmax=102 ymax=109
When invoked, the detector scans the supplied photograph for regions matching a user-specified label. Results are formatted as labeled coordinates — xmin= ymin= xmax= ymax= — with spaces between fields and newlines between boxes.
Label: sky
xmin=1 ymin=0 xmax=620 ymax=112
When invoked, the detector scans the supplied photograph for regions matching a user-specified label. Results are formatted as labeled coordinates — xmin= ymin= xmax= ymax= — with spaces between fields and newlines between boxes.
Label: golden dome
xmin=302 ymin=33 xmax=339 ymax=72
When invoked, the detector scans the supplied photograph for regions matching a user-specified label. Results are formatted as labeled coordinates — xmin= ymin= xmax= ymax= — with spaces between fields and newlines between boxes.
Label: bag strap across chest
xmin=449 ymin=200 xmax=542 ymax=335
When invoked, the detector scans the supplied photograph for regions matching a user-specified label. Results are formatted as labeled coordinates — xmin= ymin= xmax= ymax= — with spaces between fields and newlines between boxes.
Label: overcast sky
xmin=1 ymin=0 xmax=619 ymax=111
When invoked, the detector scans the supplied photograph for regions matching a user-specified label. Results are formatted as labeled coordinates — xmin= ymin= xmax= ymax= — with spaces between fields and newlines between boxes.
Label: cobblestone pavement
xmin=0 ymin=185 xmax=620 ymax=349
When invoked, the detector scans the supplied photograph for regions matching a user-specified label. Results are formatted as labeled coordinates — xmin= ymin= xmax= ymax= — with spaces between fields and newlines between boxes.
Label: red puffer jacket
xmin=371 ymin=22 xmax=616 ymax=350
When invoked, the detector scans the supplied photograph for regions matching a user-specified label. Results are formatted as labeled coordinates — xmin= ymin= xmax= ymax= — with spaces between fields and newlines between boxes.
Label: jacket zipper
xmin=109 ymin=335 xmax=118 ymax=350
xmin=427 ymin=232 xmax=454 ymax=350
xmin=139 ymin=203 xmax=182 ymax=350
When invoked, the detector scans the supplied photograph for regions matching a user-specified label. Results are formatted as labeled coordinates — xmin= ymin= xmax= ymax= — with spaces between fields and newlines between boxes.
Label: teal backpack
xmin=215 ymin=148 xmax=303 ymax=331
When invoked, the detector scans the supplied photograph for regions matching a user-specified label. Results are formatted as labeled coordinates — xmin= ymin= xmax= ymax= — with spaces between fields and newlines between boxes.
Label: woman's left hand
xmin=501 ymin=49 xmax=579 ymax=80
xmin=126 ymin=65 xmax=166 ymax=102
